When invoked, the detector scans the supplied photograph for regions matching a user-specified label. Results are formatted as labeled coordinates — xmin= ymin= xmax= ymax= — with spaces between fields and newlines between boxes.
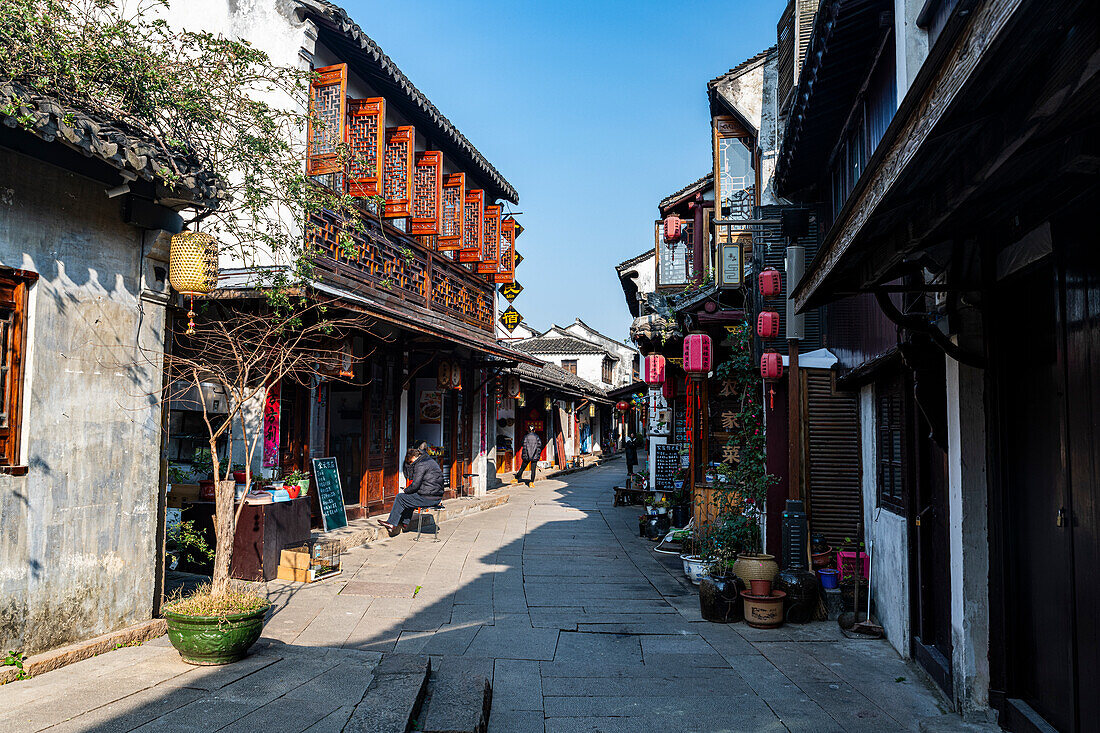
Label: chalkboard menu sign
xmin=311 ymin=457 xmax=348 ymax=531
xmin=654 ymin=443 xmax=681 ymax=491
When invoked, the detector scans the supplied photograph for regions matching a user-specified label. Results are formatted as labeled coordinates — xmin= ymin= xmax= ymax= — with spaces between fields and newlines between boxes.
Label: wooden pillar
xmin=788 ymin=340 xmax=801 ymax=501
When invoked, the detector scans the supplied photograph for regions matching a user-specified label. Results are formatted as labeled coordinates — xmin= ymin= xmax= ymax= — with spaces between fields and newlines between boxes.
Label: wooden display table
xmin=230 ymin=497 xmax=311 ymax=582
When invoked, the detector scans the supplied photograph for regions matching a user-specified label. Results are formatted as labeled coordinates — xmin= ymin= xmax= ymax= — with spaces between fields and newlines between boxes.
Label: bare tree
xmin=165 ymin=295 xmax=385 ymax=596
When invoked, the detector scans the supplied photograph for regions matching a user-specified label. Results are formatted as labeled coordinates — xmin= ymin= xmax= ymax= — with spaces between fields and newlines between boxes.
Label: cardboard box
xmin=280 ymin=548 xmax=311 ymax=570
xmin=168 ymin=483 xmax=201 ymax=501
xmin=276 ymin=565 xmax=309 ymax=583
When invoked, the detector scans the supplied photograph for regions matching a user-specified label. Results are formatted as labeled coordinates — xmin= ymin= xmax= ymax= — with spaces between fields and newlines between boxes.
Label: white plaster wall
xmin=563 ymin=322 xmax=639 ymax=388
xmin=860 ymin=384 xmax=910 ymax=656
xmin=895 ymin=0 xmax=930 ymax=104
xmin=713 ymin=60 xmax=765 ymax=135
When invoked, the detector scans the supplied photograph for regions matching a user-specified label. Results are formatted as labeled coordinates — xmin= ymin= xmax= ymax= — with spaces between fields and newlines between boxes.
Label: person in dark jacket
xmin=512 ymin=428 xmax=543 ymax=485
xmin=625 ymin=433 xmax=639 ymax=482
xmin=379 ymin=448 xmax=444 ymax=536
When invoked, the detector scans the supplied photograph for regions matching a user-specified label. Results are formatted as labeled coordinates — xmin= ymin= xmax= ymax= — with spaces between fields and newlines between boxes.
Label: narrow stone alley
xmin=2 ymin=463 xmax=961 ymax=732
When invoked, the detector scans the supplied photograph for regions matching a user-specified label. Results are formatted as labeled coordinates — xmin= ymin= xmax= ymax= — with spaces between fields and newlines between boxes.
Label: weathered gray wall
xmin=0 ymin=148 xmax=167 ymax=654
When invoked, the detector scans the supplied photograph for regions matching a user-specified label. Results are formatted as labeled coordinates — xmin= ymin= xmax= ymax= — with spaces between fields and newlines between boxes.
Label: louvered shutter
xmin=494 ymin=216 xmax=516 ymax=283
xmin=459 ymin=189 xmax=484 ymax=263
xmin=346 ymin=97 xmax=385 ymax=197
xmin=409 ymin=151 xmax=442 ymax=236
xmin=307 ymin=64 xmax=348 ymax=176
xmin=382 ymin=126 xmax=414 ymax=218
xmin=477 ymin=204 xmax=501 ymax=274
xmin=439 ymin=173 xmax=466 ymax=250
xmin=804 ymin=369 xmax=862 ymax=547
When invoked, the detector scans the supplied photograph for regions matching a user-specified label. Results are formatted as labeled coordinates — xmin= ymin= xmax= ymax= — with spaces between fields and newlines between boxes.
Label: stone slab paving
xmin=3 ymin=463 xmax=972 ymax=732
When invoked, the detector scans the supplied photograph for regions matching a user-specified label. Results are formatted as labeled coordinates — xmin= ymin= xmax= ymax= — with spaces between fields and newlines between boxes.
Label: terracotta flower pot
xmin=811 ymin=548 xmax=833 ymax=569
xmin=233 ymin=471 xmax=247 ymax=484
xmin=732 ymin=553 xmax=779 ymax=585
xmin=749 ymin=579 xmax=772 ymax=596
xmin=741 ymin=590 xmax=786 ymax=629
xmin=286 ymin=485 xmax=301 ymax=499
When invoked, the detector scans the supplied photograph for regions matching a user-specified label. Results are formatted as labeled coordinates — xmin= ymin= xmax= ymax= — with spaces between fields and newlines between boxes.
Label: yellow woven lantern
xmin=169 ymin=232 xmax=218 ymax=334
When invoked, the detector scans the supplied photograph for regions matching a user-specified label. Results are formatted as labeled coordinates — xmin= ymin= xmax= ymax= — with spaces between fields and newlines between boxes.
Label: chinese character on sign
xmin=718 ymin=379 xmax=737 ymax=397
xmin=720 ymin=410 xmax=739 ymax=431
xmin=499 ymin=281 xmax=524 ymax=302
xmin=722 ymin=444 xmax=740 ymax=464
xmin=499 ymin=306 xmax=522 ymax=332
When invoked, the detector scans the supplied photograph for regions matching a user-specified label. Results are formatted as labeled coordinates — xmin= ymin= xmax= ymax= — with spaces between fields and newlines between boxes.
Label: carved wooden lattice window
xmin=346 ymin=97 xmax=385 ymax=197
xmin=0 ymin=270 xmax=32 ymax=467
xmin=459 ymin=189 xmax=484 ymax=263
xmin=477 ymin=205 xmax=501 ymax=274
xmin=307 ymin=64 xmax=347 ymax=176
xmin=439 ymin=173 xmax=466 ymax=251
xmin=494 ymin=216 xmax=516 ymax=283
xmin=383 ymin=126 xmax=414 ymax=218
xmin=409 ymin=151 xmax=442 ymax=236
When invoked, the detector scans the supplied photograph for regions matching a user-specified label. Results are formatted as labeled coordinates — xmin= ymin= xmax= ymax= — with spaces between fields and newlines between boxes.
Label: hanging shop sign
xmin=500 ymin=306 xmax=522 ymax=333
xmin=499 ymin=281 xmax=524 ymax=302
xmin=514 ymin=251 xmax=524 ymax=266
xmin=311 ymin=457 xmax=347 ymax=531
xmin=719 ymin=238 xmax=743 ymax=287
xmin=262 ymin=381 xmax=281 ymax=468
xmin=648 ymin=386 xmax=670 ymax=436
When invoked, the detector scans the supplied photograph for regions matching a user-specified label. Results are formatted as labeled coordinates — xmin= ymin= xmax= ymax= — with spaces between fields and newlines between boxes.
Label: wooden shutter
xmin=459 ymin=189 xmax=484 ymax=263
xmin=382 ymin=126 xmax=414 ymax=218
xmin=409 ymin=151 xmax=442 ymax=236
xmin=804 ymin=369 xmax=862 ymax=547
xmin=307 ymin=64 xmax=348 ymax=176
xmin=0 ymin=272 xmax=31 ymax=467
xmin=439 ymin=172 xmax=466 ymax=250
xmin=477 ymin=204 xmax=501 ymax=274
xmin=346 ymin=97 xmax=385 ymax=197
xmin=493 ymin=216 xmax=516 ymax=283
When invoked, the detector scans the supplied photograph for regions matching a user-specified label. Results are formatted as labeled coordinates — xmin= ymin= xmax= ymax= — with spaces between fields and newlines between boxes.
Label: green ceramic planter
xmin=163 ymin=604 xmax=270 ymax=665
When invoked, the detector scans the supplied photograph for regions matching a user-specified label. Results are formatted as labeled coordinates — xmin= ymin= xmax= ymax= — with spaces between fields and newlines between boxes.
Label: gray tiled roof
xmin=659 ymin=173 xmax=713 ymax=212
xmin=512 ymin=336 xmax=609 ymax=356
xmin=300 ymin=0 xmax=518 ymax=204
xmin=512 ymin=361 xmax=609 ymax=401
xmin=707 ymin=46 xmax=776 ymax=88
xmin=0 ymin=82 xmax=220 ymax=205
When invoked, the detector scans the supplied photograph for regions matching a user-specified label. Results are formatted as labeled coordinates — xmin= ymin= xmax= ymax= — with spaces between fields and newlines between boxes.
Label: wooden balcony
xmin=307 ymin=206 xmax=495 ymax=334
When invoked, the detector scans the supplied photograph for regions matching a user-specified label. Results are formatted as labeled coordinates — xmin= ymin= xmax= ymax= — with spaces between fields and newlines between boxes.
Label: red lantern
xmin=662 ymin=378 xmax=674 ymax=400
xmin=663 ymin=215 xmax=682 ymax=243
xmin=757 ymin=311 xmax=781 ymax=339
xmin=761 ymin=352 xmax=783 ymax=380
xmin=644 ymin=354 xmax=666 ymax=385
xmin=759 ymin=267 xmax=782 ymax=297
xmin=616 ymin=400 xmax=630 ymax=412
xmin=683 ymin=334 xmax=712 ymax=375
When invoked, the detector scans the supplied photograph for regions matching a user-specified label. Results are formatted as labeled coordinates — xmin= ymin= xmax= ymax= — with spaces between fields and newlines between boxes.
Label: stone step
xmin=418 ymin=657 xmax=493 ymax=733
xmin=345 ymin=654 xmax=431 ymax=733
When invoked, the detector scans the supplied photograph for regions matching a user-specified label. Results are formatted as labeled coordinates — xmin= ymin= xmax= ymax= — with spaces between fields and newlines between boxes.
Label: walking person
xmin=625 ymin=432 xmax=639 ymax=484
xmin=512 ymin=427 xmax=542 ymax=485
xmin=379 ymin=448 xmax=444 ymax=536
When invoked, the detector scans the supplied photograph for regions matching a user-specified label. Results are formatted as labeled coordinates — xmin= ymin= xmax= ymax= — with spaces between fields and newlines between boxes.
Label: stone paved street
xmin=1 ymin=462 xmax=965 ymax=732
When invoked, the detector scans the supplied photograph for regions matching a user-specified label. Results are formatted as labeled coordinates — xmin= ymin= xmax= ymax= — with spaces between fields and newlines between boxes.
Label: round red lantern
xmin=757 ymin=311 xmax=781 ymax=339
xmin=683 ymin=334 xmax=712 ymax=374
xmin=759 ymin=267 xmax=782 ymax=298
xmin=644 ymin=354 xmax=666 ymax=385
xmin=616 ymin=400 xmax=631 ymax=412
xmin=663 ymin=215 xmax=682 ymax=243
xmin=761 ymin=352 xmax=783 ymax=380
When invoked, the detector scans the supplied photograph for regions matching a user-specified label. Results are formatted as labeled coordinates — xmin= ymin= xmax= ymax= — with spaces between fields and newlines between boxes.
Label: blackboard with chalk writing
xmin=654 ymin=443 xmax=681 ymax=491
xmin=312 ymin=457 xmax=347 ymax=531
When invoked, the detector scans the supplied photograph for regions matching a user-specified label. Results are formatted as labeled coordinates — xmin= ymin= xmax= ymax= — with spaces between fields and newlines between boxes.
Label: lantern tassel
xmin=186 ymin=294 xmax=196 ymax=335
xmin=769 ymin=385 xmax=775 ymax=410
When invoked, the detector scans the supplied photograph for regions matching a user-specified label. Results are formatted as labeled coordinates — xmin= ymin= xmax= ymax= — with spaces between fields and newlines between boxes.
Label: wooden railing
xmin=307 ymin=207 xmax=495 ymax=333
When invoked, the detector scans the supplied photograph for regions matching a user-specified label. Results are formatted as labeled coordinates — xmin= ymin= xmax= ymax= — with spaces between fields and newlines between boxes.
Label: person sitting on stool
xmin=378 ymin=448 xmax=444 ymax=536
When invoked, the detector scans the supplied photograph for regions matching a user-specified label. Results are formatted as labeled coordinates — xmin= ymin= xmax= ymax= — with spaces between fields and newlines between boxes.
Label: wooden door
xmin=993 ymin=261 xmax=1075 ymax=732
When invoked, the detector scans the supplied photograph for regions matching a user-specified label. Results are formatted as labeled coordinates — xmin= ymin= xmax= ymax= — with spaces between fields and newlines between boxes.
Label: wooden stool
xmin=413 ymin=503 xmax=444 ymax=542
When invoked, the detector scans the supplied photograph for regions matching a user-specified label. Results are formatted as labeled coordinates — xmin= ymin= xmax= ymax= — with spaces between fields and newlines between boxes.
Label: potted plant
xmin=727 ymin=512 xmax=779 ymax=586
xmin=162 ymin=583 xmax=271 ymax=665
xmin=284 ymin=469 xmax=310 ymax=496
xmin=698 ymin=519 xmax=746 ymax=623
xmin=678 ymin=533 xmax=711 ymax=584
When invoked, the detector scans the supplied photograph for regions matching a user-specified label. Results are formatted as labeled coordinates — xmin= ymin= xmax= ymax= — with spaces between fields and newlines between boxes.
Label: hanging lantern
xmin=516 ymin=392 xmax=525 ymax=407
xmin=761 ymin=352 xmax=783 ymax=380
xmin=663 ymin=215 xmax=682 ymax=243
xmin=506 ymin=375 xmax=521 ymax=398
xmin=759 ymin=267 xmax=782 ymax=297
xmin=616 ymin=400 xmax=630 ymax=412
xmin=589 ymin=403 xmax=596 ymax=418
xmin=544 ymin=396 xmax=553 ymax=411
xmin=451 ymin=364 xmax=462 ymax=390
xmin=757 ymin=311 xmax=781 ymax=339
xmin=644 ymin=355 xmax=666 ymax=386
xmin=683 ymin=334 xmax=712 ymax=375
xmin=169 ymin=231 xmax=218 ymax=335
xmin=437 ymin=360 xmax=452 ymax=386
xmin=662 ymin=378 xmax=674 ymax=400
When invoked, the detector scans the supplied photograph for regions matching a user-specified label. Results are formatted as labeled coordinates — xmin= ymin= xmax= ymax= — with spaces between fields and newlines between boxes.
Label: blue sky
xmin=348 ymin=0 xmax=786 ymax=342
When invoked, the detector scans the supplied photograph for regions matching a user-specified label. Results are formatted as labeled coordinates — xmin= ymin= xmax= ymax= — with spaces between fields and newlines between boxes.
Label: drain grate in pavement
xmin=340 ymin=581 xmax=419 ymax=597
